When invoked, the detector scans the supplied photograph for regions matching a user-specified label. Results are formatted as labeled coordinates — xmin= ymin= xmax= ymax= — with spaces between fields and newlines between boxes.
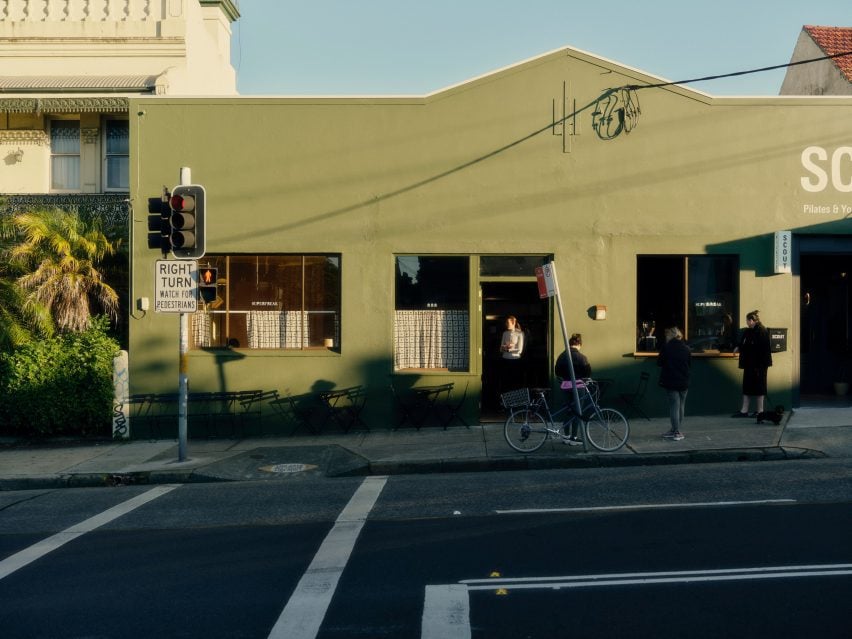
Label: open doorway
xmin=480 ymin=282 xmax=550 ymax=420
xmin=800 ymin=251 xmax=852 ymax=405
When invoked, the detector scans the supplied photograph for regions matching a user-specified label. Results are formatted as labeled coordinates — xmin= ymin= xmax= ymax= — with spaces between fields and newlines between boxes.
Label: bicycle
xmin=501 ymin=380 xmax=630 ymax=453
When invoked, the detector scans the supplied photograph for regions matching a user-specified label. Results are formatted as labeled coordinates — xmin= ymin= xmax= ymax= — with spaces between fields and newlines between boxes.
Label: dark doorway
xmin=481 ymin=282 xmax=550 ymax=420
xmin=800 ymin=252 xmax=852 ymax=402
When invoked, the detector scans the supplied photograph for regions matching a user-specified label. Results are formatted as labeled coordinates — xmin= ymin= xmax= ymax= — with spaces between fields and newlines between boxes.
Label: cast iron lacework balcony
xmin=0 ymin=193 xmax=129 ymax=229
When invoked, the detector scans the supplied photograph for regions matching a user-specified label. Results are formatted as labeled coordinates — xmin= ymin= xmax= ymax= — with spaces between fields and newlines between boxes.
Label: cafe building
xmin=127 ymin=43 xmax=852 ymax=430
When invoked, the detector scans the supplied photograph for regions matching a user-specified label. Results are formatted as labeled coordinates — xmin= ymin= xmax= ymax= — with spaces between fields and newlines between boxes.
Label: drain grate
xmin=258 ymin=463 xmax=318 ymax=474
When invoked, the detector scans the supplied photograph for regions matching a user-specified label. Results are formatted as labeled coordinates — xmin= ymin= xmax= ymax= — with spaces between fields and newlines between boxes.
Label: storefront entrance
xmin=799 ymin=240 xmax=852 ymax=404
xmin=480 ymin=282 xmax=550 ymax=420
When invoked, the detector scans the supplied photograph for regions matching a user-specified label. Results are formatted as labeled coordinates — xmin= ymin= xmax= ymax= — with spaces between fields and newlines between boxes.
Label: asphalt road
xmin=1 ymin=459 xmax=850 ymax=638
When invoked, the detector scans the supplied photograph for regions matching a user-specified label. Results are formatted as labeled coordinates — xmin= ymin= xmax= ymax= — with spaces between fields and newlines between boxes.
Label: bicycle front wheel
xmin=585 ymin=408 xmax=630 ymax=452
xmin=504 ymin=409 xmax=549 ymax=453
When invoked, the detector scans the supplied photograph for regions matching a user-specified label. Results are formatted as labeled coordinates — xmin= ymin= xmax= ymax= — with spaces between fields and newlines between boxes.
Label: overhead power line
xmin=626 ymin=49 xmax=852 ymax=91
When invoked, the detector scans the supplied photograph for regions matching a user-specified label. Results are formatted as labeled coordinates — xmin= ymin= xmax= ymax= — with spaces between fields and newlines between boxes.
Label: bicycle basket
xmin=501 ymin=388 xmax=531 ymax=409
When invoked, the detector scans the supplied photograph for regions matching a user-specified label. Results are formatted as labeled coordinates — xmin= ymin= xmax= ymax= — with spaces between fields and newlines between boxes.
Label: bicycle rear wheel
xmin=585 ymin=408 xmax=629 ymax=452
xmin=504 ymin=409 xmax=548 ymax=453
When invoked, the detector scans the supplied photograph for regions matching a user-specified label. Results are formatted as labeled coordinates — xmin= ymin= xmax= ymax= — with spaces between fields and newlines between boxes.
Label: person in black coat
xmin=657 ymin=326 xmax=691 ymax=441
xmin=732 ymin=310 xmax=773 ymax=418
xmin=555 ymin=333 xmax=592 ymax=445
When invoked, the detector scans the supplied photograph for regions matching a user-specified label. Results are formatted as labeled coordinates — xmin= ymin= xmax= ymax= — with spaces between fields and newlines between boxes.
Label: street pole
xmin=178 ymin=312 xmax=189 ymax=461
xmin=177 ymin=166 xmax=191 ymax=462
xmin=546 ymin=263 xmax=587 ymax=451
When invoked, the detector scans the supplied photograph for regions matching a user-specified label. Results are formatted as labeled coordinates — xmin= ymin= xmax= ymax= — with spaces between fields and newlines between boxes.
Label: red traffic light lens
xmin=170 ymin=194 xmax=195 ymax=212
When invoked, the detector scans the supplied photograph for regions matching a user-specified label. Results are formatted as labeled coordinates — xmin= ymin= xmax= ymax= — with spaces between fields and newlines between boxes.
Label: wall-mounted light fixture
xmin=594 ymin=305 xmax=607 ymax=320
xmin=12 ymin=148 xmax=23 ymax=163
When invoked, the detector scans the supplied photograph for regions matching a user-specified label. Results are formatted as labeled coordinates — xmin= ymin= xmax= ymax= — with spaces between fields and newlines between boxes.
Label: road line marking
xmin=0 ymin=485 xmax=179 ymax=581
xmin=460 ymin=563 xmax=852 ymax=590
xmin=422 ymin=584 xmax=471 ymax=639
xmin=267 ymin=476 xmax=387 ymax=639
xmin=495 ymin=498 xmax=796 ymax=514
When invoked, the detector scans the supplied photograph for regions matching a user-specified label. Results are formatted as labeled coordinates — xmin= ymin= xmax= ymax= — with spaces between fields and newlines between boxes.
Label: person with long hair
xmin=732 ymin=310 xmax=773 ymax=418
xmin=498 ymin=315 xmax=525 ymax=395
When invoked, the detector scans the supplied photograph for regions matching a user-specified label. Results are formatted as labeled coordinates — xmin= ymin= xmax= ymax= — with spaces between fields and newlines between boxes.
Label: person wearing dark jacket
xmin=657 ymin=326 xmax=691 ymax=441
xmin=555 ymin=333 xmax=592 ymax=445
xmin=732 ymin=310 xmax=773 ymax=418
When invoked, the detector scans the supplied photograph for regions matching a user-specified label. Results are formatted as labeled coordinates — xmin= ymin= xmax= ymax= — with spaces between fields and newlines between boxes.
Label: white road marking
xmin=422 ymin=584 xmax=471 ymax=639
xmin=460 ymin=563 xmax=852 ymax=590
xmin=267 ymin=475 xmax=387 ymax=639
xmin=0 ymin=484 xmax=180 ymax=581
xmin=496 ymin=498 xmax=795 ymax=514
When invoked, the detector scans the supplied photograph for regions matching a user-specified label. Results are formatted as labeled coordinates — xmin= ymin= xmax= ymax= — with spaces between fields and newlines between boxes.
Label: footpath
xmin=1 ymin=406 xmax=851 ymax=490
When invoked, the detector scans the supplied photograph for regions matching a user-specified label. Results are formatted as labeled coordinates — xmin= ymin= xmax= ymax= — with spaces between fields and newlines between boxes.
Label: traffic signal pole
xmin=177 ymin=167 xmax=191 ymax=462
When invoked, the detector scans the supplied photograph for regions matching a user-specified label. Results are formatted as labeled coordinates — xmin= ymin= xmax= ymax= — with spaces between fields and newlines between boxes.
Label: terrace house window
xmin=50 ymin=120 xmax=80 ymax=191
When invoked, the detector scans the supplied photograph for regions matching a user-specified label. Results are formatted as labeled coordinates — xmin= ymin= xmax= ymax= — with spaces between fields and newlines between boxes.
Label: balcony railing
xmin=0 ymin=193 xmax=129 ymax=232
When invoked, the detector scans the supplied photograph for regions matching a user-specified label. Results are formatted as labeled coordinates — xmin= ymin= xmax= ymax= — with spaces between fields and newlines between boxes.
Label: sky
xmin=230 ymin=1 xmax=851 ymax=97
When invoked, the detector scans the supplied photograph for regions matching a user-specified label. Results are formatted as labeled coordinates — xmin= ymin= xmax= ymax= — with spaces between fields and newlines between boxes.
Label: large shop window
xmin=191 ymin=255 xmax=341 ymax=350
xmin=636 ymin=255 xmax=738 ymax=353
xmin=395 ymin=256 xmax=469 ymax=371
xmin=50 ymin=120 xmax=80 ymax=191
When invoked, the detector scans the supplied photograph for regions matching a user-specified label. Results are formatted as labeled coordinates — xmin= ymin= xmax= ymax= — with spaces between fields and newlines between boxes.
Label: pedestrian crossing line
xmin=0 ymin=485 xmax=180 ymax=581
xmin=423 ymin=584 xmax=471 ymax=639
xmin=267 ymin=475 xmax=388 ymax=639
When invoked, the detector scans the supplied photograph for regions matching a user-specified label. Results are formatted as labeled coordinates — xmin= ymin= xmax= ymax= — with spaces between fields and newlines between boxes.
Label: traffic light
xmin=169 ymin=184 xmax=206 ymax=259
xmin=198 ymin=266 xmax=217 ymax=304
xmin=147 ymin=190 xmax=171 ymax=254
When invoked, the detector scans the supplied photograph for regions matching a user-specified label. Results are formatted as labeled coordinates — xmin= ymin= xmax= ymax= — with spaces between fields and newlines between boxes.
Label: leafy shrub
xmin=0 ymin=317 xmax=119 ymax=437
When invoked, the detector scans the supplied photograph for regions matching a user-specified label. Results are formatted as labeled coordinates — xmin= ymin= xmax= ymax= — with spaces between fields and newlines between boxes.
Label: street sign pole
xmin=537 ymin=262 xmax=586 ymax=450
xmin=178 ymin=312 xmax=189 ymax=461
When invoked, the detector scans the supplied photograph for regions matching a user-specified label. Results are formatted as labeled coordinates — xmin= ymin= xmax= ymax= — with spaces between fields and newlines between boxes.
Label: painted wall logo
xmin=800 ymin=146 xmax=852 ymax=214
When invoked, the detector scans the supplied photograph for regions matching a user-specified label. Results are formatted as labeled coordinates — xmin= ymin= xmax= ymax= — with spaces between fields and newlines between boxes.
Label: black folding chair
xmin=438 ymin=381 xmax=470 ymax=428
xmin=618 ymin=371 xmax=651 ymax=420
xmin=390 ymin=382 xmax=420 ymax=430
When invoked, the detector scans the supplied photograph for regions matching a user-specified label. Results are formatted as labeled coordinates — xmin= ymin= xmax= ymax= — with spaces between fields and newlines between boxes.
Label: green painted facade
xmin=128 ymin=46 xmax=852 ymax=428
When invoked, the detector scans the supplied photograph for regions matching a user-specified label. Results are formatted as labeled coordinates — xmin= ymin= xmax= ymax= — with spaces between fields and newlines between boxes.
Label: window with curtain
xmin=636 ymin=255 xmax=738 ymax=353
xmin=104 ymin=119 xmax=129 ymax=191
xmin=394 ymin=256 xmax=469 ymax=371
xmin=50 ymin=120 xmax=80 ymax=191
xmin=191 ymin=255 xmax=341 ymax=350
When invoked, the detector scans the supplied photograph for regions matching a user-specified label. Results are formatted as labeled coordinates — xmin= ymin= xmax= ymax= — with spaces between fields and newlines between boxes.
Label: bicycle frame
xmin=501 ymin=380 xmax=629 ymax=453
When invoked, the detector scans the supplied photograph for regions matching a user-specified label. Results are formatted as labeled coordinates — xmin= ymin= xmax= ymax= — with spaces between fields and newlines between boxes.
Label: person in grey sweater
xmin=657 ymin=326 xmax=691 ymax=441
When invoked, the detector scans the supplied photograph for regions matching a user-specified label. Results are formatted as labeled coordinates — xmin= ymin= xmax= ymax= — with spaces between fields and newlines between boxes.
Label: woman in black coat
xmin=732 ymin=310 xmax=773 ymax=418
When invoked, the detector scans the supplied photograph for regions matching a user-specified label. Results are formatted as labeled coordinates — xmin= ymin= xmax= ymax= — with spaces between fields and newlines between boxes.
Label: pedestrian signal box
xmin=199 ymin=267 xmax=217 ymax=303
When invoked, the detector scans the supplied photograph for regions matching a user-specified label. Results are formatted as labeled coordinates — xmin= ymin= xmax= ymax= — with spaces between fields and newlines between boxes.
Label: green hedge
xmin=0 ymin=317 xmax=119 ymax=437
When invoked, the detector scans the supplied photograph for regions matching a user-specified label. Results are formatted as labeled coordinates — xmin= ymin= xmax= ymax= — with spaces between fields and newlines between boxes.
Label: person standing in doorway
xmin=732 ymin=310 xmax=773 ymax=418
xmin=499 ymin=315 xmax=525 ymax=394
xmin=657 ymin=326 xmax=691 ymax=441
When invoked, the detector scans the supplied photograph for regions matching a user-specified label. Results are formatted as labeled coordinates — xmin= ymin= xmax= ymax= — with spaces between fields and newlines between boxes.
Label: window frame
xmin=636 ymin=254 xmax=739 ymax=355
xmin=103 ymin=117 xmax=129 ymax=192
xmin=190 ymin=253 xmax=342 ymax=352
xmin=49 ymin=118 xmax=81 ymax=193
xmin=393 ymin=254 xmax=473 ymax=373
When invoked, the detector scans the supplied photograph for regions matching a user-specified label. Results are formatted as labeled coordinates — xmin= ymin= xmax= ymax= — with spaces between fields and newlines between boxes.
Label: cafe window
xmin=104 ymin=119 xmax=129 ymax=191
xmin=191 ymin=255 xmax=341 ymax=350
xmin=50 ymin=119 xmax=80 ymax=191
xmin=394 ymin=255 xmax=469 ymax=371
xmin=636 ymin=255 xmax=738 ymax=353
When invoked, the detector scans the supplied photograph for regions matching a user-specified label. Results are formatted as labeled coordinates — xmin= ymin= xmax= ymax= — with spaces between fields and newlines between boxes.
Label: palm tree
xmin=0 ymin=275 xmax=54 ymax=350
xmin=4 ymin=208 xmax=119 ymax=333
